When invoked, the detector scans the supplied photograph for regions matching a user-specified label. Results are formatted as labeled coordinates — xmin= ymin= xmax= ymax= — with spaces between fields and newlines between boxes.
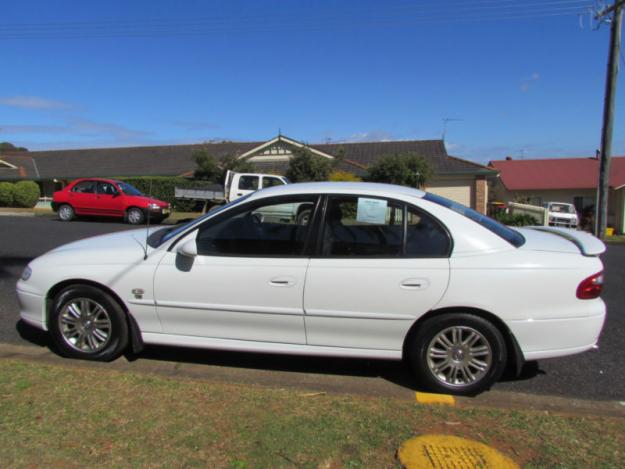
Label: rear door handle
xmin=270 ymin=276 xmax=296 ymax=287
xmin=400 ymin=278 xmax=430 ymax=290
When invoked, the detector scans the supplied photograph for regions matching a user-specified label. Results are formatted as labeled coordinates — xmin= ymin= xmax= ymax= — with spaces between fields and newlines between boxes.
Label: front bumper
xmin=17 ymin=286 xmax=46 ymax=331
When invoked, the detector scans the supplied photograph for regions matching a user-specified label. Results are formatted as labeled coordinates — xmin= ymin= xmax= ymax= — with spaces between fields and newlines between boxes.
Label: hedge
xmin=0 ymin=182 xmax=14 ymax=206
xmin=494 ymin=212 xmax=538 ymax=227
xmin=13 ymin=181 xmax=40 ymax=208
xmin=117 ymin=177 xmax=211 ymax=212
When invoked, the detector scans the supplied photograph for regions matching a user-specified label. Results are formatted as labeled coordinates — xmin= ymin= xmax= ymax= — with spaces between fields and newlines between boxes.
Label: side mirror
xmin=176 ymin=239 xmax=198 ymax=257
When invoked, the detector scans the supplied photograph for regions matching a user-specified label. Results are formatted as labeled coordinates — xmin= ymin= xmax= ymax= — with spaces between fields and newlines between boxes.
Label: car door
xmin=95 ymin=181 xmax=125 ymax=217
xmin=153 ymin=194 xmax=319 ymax=344
xmin=303 ymin=195 xmax=451 ymax=351
xmin=67 ymin=180 xmax=98 ymax=215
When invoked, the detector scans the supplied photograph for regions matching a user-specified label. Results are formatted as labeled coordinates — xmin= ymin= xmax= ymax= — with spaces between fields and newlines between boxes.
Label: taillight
xmin=576 ymin=272 xmax=604 ymax=299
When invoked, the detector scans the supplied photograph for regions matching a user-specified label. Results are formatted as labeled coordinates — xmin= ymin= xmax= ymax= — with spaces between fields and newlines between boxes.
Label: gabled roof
xmin=490 ymin=156 xmax=625 ymax=191
xmin=0 ymin=136 xmax=495 ymax=181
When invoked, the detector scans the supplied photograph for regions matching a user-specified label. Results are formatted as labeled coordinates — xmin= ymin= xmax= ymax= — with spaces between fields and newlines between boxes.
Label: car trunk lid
xmin=514 ymin=226 xmax=606 ymax=256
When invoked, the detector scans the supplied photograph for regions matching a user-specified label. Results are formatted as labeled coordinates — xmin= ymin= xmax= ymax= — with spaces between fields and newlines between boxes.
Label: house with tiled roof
xmin=489 ymin=155 xmax=625 ymax=234
xmin=0 ymin=134 xmax=497 ymax=213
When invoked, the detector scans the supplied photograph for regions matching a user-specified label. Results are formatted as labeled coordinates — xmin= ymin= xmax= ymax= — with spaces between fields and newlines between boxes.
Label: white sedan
xmin=17 ymin=182 xmax=606 ymax=395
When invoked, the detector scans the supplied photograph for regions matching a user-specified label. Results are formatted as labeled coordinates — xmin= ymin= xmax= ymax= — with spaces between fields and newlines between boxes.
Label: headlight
xmin=21 ymin=266 xmax=32 ymax=281
xmin=148 ymin=203 xmax=161 ymax=210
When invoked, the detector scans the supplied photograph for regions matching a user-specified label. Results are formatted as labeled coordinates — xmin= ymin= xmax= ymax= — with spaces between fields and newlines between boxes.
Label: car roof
xmin=247 ymin=181 xmax=426 ymax=200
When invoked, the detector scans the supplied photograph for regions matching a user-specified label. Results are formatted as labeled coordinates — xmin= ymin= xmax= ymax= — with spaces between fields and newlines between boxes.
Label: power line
xmin=0 ymin=1 xmax=594 ymax=39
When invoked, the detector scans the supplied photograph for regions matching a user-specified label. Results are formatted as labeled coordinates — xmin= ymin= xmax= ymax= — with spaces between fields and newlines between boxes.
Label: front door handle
xmin=270 ymin=276 xmax=296 ymax=287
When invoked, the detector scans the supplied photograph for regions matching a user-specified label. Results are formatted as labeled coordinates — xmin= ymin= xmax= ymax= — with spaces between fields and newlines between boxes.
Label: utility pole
xmin=595 ymin=1 xmax=624 ymax=238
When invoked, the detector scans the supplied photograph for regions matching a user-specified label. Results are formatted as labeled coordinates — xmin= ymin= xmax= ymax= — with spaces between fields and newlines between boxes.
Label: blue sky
xmin=1 ymin=0 xmax=623 ymax=163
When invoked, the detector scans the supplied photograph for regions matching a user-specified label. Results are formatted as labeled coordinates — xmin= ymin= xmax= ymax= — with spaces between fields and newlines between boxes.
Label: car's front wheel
xmin=49 ymin=285 xmax=129 ymax=361
xmin=408 ymin=313 xmax=507 ymax=395
xmin=126 ymin=207 xmax=145 ymax=225
xmin=58 ymin=204 xmax=75 ymax=222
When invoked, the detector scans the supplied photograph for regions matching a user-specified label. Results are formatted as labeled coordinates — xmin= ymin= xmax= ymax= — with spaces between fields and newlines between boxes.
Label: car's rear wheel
xmin=49 ymin=285 xmax=129 ymax=361
xmin=408 ymin=313 xmax=507 ymax=395
xmin=126 ymin=207 xmax=145 ymax=225
xmin=58 ymin=204 xmax=75 ymax=222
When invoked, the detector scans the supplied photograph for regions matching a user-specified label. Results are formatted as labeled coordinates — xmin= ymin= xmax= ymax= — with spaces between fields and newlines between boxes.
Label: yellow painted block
xmin=398 ymin=434 xmax=518 ymax=469
xmin=415 ymin=392 xmax=456 ymax=406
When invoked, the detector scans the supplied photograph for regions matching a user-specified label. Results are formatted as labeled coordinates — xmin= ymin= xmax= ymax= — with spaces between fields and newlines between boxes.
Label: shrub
xmin=494 ymin=212 xmax=538 ymax=226
xmin=13 ymin=181 xmax=40 ymax=208
xmin=0 ymin=182 xmax=15 ymax=206
xmin=365 ymin=153 xmax=433 ymax=188
xmin=286 ymin=147 xmax=333 ymax=182
xmin=328 ymin=170 xmax=361 ymax=182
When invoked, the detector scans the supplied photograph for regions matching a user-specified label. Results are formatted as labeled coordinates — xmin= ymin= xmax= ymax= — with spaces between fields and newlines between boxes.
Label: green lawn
xmin=1 ymin=359 xmax=624 ymax=468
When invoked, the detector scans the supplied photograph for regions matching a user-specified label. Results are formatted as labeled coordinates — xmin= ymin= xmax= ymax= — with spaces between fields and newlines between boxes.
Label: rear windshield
xmin=424 ymin=193 xmax=525 ymax=248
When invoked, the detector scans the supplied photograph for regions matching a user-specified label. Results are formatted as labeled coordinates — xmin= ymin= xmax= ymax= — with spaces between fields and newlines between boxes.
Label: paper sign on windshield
xmin=356 ymin=198 xmax=387 ymax=224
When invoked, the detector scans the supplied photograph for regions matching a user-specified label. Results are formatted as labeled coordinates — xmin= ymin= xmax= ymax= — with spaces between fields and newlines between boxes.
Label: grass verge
xmin=1 ymin=359 xmax=623 ymax=468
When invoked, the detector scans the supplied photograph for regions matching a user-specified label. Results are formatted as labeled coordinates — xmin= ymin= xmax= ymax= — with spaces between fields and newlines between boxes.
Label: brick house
xmin=490 ymin=155 xmax=625 ymax=234
xmin=0 ymin=135 xmax=496 ymax=213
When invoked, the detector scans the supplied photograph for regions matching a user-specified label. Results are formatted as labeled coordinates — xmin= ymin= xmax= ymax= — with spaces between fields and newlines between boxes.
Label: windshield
xmin=424 ymin=193 xmax=525 ymax=248
xmin=147 ymin=194 xmax=252 ymax=248
xmin=116 ymin=181 xmax=144 ymax=196
xmin=549 ymin=203 xmax=575 ymax=214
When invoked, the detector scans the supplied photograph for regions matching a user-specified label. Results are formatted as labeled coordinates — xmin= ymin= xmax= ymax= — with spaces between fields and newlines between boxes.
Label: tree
xmin=0 ymin=142 xmax=28 ymax=152
xmin=192 ymin=148 xmax=221 ymax=181
xmin=365 ymin=153 xmax=433 ymax=188
xmin=219 ymin=154 xmax=255 ymax=181
xmin=285 ymin=146 xmax=333 ymax=182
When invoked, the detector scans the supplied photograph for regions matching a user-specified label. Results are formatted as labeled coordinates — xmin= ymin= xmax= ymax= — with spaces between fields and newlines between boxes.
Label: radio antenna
xmin=144 ymin=179 xmax=153 ymax=260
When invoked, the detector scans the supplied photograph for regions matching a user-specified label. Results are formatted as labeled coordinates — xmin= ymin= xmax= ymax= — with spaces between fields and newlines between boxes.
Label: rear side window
xmin=320 ymin=196 xmax=451 ymax=258
xmin=262 ymin=177 xmax=284 ymax=188
xmin=322 ymin=196 xmax=404 ymax=256
xmin=406 ymin=206 xmax=451 ymax=257
xmin=424 ymin=193 xmax=525 ymax=247
xmin=71 ymin=180 xmax=96 ymax=193
xmin=96 ymin=182 xmax=118 ymax=195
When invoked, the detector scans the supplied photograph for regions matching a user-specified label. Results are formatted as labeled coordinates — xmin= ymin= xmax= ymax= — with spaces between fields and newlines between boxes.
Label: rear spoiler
xmin=528 ymin=226 xmax=606 ymax=256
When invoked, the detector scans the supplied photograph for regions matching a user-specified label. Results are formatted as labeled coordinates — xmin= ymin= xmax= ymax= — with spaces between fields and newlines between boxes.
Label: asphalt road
xmin=1 ymin=215 xmax=624 ymax=401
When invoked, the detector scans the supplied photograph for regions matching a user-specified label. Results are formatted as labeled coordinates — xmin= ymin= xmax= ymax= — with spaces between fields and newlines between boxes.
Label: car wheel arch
xmin=402 ymin=306 xmax=525 ymax=378
xmin=45 ymin=279 xmax=143 ymax=354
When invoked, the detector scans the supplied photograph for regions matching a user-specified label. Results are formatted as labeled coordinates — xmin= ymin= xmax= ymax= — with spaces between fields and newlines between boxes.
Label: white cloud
xmin=0 ymin=95 xmax=72 ymax=110
xmin=520 ymin=72 xmax=540 ymax=92
xmin=0 ymin=117 xmax=150 ymax=142
xmin=341 ymin=130 xmax=395 ymax=142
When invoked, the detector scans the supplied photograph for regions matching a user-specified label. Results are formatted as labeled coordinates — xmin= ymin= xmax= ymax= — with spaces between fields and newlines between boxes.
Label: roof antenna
xmin=442 ymin=117 xmax=463 ymax=141
xmin=143 ymin=178 xmax=153 ymax=260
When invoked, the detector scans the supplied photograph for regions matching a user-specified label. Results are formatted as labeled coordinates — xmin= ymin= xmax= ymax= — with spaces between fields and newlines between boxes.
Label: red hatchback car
xmin=52 ymin=178 xmax=171 ymax=224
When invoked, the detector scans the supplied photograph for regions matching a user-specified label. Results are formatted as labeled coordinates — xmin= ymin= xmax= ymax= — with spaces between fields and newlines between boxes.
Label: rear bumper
xmin=507 ymin=303 xmax=606 ymax=361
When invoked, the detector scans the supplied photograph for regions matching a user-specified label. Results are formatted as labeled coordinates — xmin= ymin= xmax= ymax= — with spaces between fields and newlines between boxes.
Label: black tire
xmin=58 ymin=204 xmax=75 ymax=222
xmin=49 ymin=285 xmax=129 ymax=361
xmin=297 ymin=208 xmax=312 ymax=226
xmin=408 ymin=313 xmax=507 ymax=395
xmin=126 ymin=207 xmax=145 ymax=225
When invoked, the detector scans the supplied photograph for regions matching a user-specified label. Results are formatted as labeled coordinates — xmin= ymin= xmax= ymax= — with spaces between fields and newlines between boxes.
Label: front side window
xmin=239 ymin=175 xmax=259 ymax=191
xmin=71 ymin=180 xmax=96 ymax=193
xmin=195 ymin=196 xmax=317 ymax=256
